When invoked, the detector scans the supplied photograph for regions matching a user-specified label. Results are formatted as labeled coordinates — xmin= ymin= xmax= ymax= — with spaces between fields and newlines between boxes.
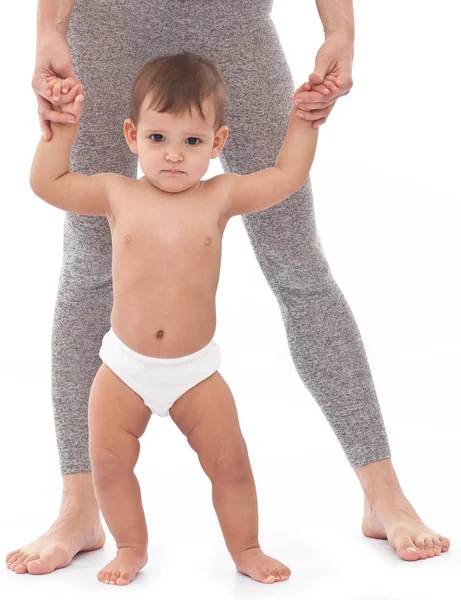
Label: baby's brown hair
xmin=129 ymin=50 xmax=228 ymax=132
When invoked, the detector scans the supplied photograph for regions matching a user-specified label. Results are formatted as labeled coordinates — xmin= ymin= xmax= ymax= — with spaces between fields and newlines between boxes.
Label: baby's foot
xmin=97 ymin=547 xmax=148 ymax=586
xmin=232 ymin=547 xmax=291 ymax=584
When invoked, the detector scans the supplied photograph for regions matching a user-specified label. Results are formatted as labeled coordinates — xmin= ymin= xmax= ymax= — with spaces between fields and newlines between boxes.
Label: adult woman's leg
xmin=178 ymin=1 xmax=449 ymax=560
xmin=180 ymin=1 xmax=390 ymax=469
xmin=5 ymin=0 xmax=179 ymax=575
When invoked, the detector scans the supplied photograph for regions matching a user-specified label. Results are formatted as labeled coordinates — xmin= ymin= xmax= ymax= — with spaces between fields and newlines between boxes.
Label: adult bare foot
xmin=5 ymin=473 xmax=105 ymax=574
xmin=6 ymin=509 xmax=105 ymax=575
xmin=232 ymin=547 xmax=291 ymax=584
xmin=97 ymin=547 xmax=148 ymax=586
xmin=362 ymin=492 xmax=450 ymax=561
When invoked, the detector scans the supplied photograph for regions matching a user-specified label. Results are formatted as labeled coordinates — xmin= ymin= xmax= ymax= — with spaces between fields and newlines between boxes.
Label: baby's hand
xmin=45 ymin=75 xmax=84 ymax=123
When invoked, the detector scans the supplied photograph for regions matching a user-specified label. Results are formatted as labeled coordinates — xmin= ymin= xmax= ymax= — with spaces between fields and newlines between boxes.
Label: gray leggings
xmin=53 ymin=0 xmax=391 ymax=473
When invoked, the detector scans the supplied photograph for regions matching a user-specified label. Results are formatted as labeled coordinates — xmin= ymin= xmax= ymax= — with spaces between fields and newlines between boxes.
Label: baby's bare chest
xmin=115 ymin=215 xmax=220 ymax=257
xmin=111 ymin=204 xmax=224 ymax=269
xmin=106 ymin=178 xmax=228 ymax=274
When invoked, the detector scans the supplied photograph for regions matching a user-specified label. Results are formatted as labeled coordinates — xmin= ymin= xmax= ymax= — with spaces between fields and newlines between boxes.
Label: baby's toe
xmin=117 ymin=571 xmax=132 ymax=585
xmin=97 ymin=569 xmax=107 ymax=583
xmin=279 ymin=566 xmax=291 ymax=580
xmin=109 ymin=570 xmax=120 ymax=584
xmin=270 ymin=566 xmax=284 ymax=582
xmin=260 ymin=568 xmax=276 ymax=583
xmin=103 ymin=571 xmax=113 ymax=584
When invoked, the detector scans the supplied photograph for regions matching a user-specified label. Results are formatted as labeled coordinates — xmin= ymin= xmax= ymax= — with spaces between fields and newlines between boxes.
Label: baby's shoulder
xmin=99 ymin=173 xmax=133 ymax=223
xmin=204 ymin=173 xmax=232 ymax=206
xmin=103 ymin=172 xmax=133 ymax=189
xmin=205 ymin=173 xmax=235 ymax=220
xmin=206 ymin=173 xmax=231 ymax=192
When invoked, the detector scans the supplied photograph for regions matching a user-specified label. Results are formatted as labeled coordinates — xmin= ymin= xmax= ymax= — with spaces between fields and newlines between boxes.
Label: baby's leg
xmin=169 ymin=371 xmax=291 ymax=584
xmin=88 ymin=364 xmax=152 ymax=586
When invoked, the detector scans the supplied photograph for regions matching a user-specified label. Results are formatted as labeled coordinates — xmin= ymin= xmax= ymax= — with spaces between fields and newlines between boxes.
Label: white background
xmin=0 ymin=1 xmax=459 ymax=598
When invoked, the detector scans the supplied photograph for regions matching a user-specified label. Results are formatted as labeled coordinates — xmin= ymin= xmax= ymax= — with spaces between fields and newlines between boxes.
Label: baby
xmin=30 ymin=51 xmax=318 ymax=586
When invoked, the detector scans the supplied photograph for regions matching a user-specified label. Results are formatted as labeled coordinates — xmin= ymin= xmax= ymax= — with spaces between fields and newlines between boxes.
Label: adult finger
xmin=311 ymin=102 xmax=336 ymax=127
xmin=296 ymin=95 xmax=337 ymax=111
xmin=40 ymin=102 xmax=77 ymax=125
xmin=305 ymin=82 xmax=334 ymax=96
xmin=36 ymin=93 xmax=76 ymax=141
xmin=37 ymin=94 xmax=53 ymax=140
xmin=312 ymin=116 xmax=328 ymax=128
xmin=295 ymin=107 xmax=331 ymax=122
xmin=322 ymin=79 xmax=339 ymax=94
xmin=325 ymin=74 xmax=341 ymax=86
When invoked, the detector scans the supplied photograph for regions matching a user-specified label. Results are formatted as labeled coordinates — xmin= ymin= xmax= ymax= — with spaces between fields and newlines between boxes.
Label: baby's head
xmin=124 ymin=50 xmax=229 ymax=193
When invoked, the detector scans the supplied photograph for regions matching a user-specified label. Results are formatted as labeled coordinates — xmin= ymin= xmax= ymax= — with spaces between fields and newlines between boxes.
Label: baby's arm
xmin=29 ymin=80 xmax=110 ymax=216
xmin=222 ymin=89 xmax=319 ymax=219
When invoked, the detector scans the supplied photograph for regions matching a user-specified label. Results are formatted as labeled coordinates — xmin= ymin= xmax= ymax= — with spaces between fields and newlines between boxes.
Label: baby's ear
xmin=123 ymin=118 xmax=136 ymax=136
xmin=123 ymin=118 xmax=139 ymax=152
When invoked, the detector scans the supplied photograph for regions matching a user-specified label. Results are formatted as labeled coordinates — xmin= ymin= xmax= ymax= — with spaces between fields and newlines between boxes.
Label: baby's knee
xmin=90 ymin=445 xmax=132 ymax=487
xmin=209 ymin=443 xmax=251 ymax=486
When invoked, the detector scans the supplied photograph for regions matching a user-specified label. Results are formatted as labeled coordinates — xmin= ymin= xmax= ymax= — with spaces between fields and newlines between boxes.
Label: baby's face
xmin=124 ymin=95 xmax=228 ymax=193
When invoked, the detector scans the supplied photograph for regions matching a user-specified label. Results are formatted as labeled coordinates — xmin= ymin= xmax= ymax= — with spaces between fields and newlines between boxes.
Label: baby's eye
xmin=150 ymin=134 xmax=201 ymax=145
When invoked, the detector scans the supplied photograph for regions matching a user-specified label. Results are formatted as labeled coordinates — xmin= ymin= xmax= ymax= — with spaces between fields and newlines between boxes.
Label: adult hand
xmin=290 ymin=34 xmax=354 ymax=128
xmin=32 ymin=31 xmax=84 ymax=141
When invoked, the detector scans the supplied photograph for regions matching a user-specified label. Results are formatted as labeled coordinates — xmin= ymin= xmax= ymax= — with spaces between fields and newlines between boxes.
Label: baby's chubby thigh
xmin=88 ymin=363 xmax=152 ymax=484
xmin=169 ymin=371 xmax=250 ymax=482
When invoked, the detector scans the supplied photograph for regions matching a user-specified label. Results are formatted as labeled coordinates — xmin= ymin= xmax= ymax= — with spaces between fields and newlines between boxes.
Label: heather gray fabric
xmin=52 ymin=0 xmax=391 ymax=473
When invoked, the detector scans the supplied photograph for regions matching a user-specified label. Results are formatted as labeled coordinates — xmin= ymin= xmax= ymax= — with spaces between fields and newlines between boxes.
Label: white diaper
xmin=99 ymin=327 xmax=221 ymax=417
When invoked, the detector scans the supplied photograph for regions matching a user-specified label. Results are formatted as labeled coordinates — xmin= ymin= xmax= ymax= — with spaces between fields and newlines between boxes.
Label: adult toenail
xmin=408 ymin=548 xmax=418 ymax=552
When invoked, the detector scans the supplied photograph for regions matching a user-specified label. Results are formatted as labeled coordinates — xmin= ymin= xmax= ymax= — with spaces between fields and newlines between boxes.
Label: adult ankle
xmin=61 ymin=472 xmax=99 ymax=513
xmin=354 ymin=459 xmax=404 ymax=505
